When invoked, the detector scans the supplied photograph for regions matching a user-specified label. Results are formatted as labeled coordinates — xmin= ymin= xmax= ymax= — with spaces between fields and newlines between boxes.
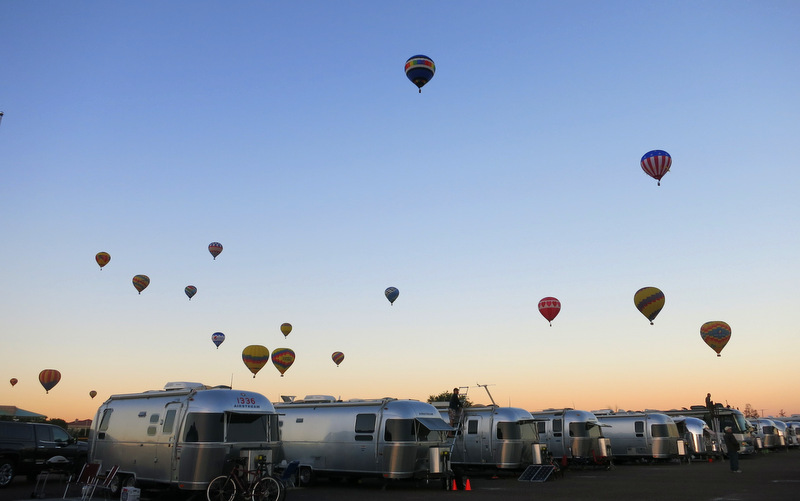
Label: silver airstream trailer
xmin=529 ymin=408 xmax=612 ymax=466
xmin=432 ymin=402 xmax=545 ymax=470
xmin=671 ymin=416 xmax=717 ymax=459
xmin=751 ymin=418 xmax=783 ymax=450
xmin=781 ymin=421 xmax=800 ymax=447
xmin=593 ymin=411 xmax=685 ymax=462
xmin=89 ymin=382 xmax=281 ymax=493
xmin=274 ymin=396 xmax=453 ymax=484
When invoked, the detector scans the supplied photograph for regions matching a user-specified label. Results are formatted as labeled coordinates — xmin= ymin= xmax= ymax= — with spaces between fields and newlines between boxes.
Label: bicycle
xmin=206 ymin=456 xmax=283 ymax=501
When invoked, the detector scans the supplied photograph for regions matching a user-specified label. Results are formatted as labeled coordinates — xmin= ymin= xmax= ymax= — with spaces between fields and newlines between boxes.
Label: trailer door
xmin=463 ymin=416 xmax=489 ymax=464
xmin=160 ymin=402 xmax=183 ymax=481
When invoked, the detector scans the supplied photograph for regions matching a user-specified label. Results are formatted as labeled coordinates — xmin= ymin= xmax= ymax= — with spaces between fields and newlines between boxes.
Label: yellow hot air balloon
xmin=280 ymin=323 xmax=292 ymax=338
xmin=634 ymin=287 xmax=665 ymax=325
xmin=95 ymin=252 xmax=111 ymax=270
xmin=242 ymin=345 xmax=270 ymax=378
xmin=271 ymin=348 xmax=295 ymax=377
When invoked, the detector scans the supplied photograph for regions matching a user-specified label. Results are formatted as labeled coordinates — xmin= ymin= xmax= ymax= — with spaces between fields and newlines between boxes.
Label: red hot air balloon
xmin=38 ymin=369 xmax=61 ymax=393
xmin=95 ymin=252 xmax=111 ymax=270
xmin=10 ymin=378 xmax=18 ymax=387
xmin=640 ymin=150 xmax=672 ymax=186
xmin=332 ymin=351 xmax=344 ymax=367
xmin=208 ymin=242 xmax=223 ymax=260
xmin=538 ymin=297 xmax=561 ymax=326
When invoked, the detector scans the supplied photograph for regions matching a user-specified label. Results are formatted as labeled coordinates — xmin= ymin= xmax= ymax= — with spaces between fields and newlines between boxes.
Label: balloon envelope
xmin=538 ymin=297 xmax=561 ymax=326
xmin=634 ymin=287 xmax=665 ymax=325
xmin=640 ymin=150 xmax=672 ymax=186
xmin=271 ymin=348 xmax=296 ymax=377
xmin=89 ymin=390 xmax=97 ymax=399
xmin=208 ymin=242 xmax=223 ymax=260
xmin=405 ymin=55 xmax=435 ymax=92
xmin=38 ymin=369 xmax=61 ymax=393
xmin=10 ymin=378 xmax=18 ymax=387
xmin=185 ymin=285 xmax=197 ymax=300
xmin=280 ymin=323 xmax=292 ymax=338
xmin=95 ymin=252 xmax=111 ymax=270
xmin=242 ymin=345 xmax=270 ymax=377
xmin=332 ymin=351 xmax=345 ymax=367
xmin=132 ymin=275 xmax=150 ymax=294
xmin=212 ymin=332 xmax=225 ymax=349
xmin=701 ymin=321 xmax=731 ymax=357
xmin=385 ymin=287 xmax=399 ymax=305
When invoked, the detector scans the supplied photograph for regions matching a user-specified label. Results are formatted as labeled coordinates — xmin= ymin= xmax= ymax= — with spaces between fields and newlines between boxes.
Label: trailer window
xmin=98 ymin=409 xmax=113 ymax=432
xmin=163 ymin=410 xmax=177 ymax=434
xmin=569 ymin=422 xmax=595 ymax=438
xmin=536 ymin=421 xmax=546 ymax=435
xmin=384 ymin=419 xmax=415 ymax=442
xmin=183 ymin=413 xmax=223 ymax=442
xmin=467 ymin=420 xmax=478 ymax=435
xmin=497 ymin=422 xmax=521 ymax=440
xmin=355 ymin=414 xmax=376 ymax=433
xmin=227 ymin=413 xmax=269 ymax=442
xmin=635 ymin=421 xmax=645 ymax=437
xmin=651 ymin=423 xmax=679 ymax=438
xmin=553 ymin=419 xmax=562 ymax=437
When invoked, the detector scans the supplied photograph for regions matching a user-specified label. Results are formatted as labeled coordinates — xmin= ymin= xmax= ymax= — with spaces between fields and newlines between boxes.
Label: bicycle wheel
xmin=251 ymin=475 xmax=283 ymax=501
xmin=207 ymin=475 xmax=237 ymax=501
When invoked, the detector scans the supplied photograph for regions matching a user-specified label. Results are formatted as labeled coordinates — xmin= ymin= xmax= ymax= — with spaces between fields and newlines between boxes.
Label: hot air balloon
xmin=280 ymin=323 xmax=292 ymax=338
xmin=185 ymin=285 xmax=197 ymax=300
xmin=332 ymin=351 xmax=344 ymax=367
xmin=700 ymin=321 xmax=731 ymax=357
xmin=405 ymin=55 xmax=435 ymax=93
xmin=9 ymin=378 xmax=18 ymax=387
xmin=640 ymin=150 xmax=672 ymax=186
xmin=89 ymin=390 xmax=97 ymax=399
xmin=271 ymin=348 xmax=296 ymax=377
xmin=95 ymin=252 xmax=111 ymax=270
xmin=242 ymin=345 xmax=270 ymax=378
xmin=212 ymin=332 xmax=225 ymax=349
xmin=538 ymin=297 xmax=561 ymax=326
xmin=634 ymin=287 xmax=665 ymax=325
xmin=385 ymin=287 xmax=399 ymax=305
xmin=38 ymin=369 xmax=61 ymax=393
xmin=208 ymin=242 xmax=223 ymax=260
xmin=132 ymin=275 xmax=150 ymax=294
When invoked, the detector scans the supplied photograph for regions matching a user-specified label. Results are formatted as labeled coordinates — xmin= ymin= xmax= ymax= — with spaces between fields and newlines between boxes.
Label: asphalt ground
xmin=4 ymin=449 xmax=800 ymax=501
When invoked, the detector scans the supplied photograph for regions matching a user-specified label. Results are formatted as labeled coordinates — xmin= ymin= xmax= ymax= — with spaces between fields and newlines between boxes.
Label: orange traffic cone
xmin=464 ymin=478 xmax=471 ymax=491
xmin=561 ymin=455 xmax=568 ymax=467
xmin=451 ymin=478 xmax=458 ymax=491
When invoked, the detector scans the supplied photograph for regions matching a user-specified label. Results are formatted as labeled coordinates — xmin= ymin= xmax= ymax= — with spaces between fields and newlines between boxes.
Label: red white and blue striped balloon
xmin=640 ymin=150 xmax=672 ymax=186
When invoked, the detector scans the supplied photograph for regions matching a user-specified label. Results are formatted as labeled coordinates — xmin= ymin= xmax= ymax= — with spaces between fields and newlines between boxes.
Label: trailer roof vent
xmin=163 ymin=382 xmax=206 ymax=391
xmin=299 ymin=395 xmax=336 ymax=403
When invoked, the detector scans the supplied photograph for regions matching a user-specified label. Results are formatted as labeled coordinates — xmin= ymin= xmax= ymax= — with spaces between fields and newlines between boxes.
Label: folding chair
xmin=279 ymin=460 xmax=300 ymax=488
xmin=63 ymin=462 xmax=100 ymax=499
xmin=86 ymin=465 xmax=119 ymax=500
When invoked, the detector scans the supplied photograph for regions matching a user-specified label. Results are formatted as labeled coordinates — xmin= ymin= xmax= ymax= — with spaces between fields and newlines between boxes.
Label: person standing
xmin=724 ymin=426 xmax=741 ymax=472
xmin=448 ymin=388 xmax=463 ymax=428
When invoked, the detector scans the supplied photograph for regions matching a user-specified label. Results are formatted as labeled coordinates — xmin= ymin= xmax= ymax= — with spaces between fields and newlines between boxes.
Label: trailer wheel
xmin=297 ymin=466 xmax=313 ymax=486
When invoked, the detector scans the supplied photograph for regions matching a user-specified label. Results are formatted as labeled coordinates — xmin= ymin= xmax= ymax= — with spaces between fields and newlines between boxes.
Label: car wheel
xmin=0 ymin=460 xmax=15 ymax=488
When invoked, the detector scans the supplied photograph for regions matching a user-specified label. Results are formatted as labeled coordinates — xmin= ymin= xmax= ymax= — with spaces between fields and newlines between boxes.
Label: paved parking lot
xmin=4 ymin=450 xmax=799 ymax=501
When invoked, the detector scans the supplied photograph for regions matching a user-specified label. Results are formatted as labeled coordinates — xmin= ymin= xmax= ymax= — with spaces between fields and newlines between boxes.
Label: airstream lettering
xmin=89 ymin=382 xmax=280 ymax=493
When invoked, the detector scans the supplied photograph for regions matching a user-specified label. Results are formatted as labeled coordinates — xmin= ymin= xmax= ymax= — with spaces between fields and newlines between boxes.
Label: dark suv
xmin=0 ymin=421 xmax=88 ymax=487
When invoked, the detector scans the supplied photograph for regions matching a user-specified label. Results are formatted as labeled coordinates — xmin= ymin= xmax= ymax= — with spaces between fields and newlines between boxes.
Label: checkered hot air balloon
xmin=700 ymin=321 xmax=731 ymax=357
xmin=640 ymin=150 xmax=672 ymax=186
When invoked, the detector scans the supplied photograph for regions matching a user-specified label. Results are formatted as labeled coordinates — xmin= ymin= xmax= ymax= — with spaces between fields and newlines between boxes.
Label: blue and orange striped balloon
xmin=634 ymin=287 xmax=665 ymax=325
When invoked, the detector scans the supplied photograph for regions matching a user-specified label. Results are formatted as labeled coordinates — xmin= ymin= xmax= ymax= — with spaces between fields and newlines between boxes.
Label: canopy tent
xmin=0 ymin=405 xmax=47 ymax=420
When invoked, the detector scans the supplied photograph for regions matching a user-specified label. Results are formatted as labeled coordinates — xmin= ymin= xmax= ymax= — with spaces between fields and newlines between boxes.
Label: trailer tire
xmin=297 ymin=466 xmax=313 ymax=486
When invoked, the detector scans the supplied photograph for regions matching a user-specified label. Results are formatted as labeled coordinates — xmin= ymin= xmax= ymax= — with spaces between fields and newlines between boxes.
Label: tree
xmin=428 ymin=391 xmax=473 ymax=408
xmin=743 ymin=404 xmax=759 ymax=419
xmin=779 ymin=409 xmax=786 ymax=417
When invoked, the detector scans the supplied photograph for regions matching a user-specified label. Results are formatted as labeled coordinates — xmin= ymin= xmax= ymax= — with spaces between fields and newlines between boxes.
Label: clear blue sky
xmin=1 ymin=1 xmax=798 ymax=420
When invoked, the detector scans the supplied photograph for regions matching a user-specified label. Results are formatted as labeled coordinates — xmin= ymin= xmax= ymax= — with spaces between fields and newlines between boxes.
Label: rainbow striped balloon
xmin=700 ymin=321 xmax=731 ymax=357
